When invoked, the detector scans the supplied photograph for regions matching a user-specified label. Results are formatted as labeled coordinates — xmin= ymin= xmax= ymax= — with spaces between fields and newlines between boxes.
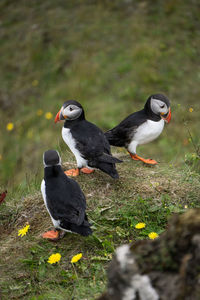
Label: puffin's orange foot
xmin=65 ymin=168 xmax=80 ymax=177
xmin=80 ymin=168 xmax=94 ymax=174
xmin=129 ymin=153 xmax=139 ymax=161
xmin=129 ymin=153 xmax=158 ymax=165
xmin=42 ymin=230 xmax=59 ymax=241
xmin=141 ymin=158 xmax=158 ymax=165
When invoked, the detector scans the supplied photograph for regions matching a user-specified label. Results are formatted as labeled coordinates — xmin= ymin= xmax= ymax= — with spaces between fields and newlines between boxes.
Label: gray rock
xmin=98 ymin=209 xmax=200 ymax=300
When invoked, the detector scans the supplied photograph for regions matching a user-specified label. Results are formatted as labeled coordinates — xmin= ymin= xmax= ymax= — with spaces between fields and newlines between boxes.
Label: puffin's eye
xmin=160 ymin=104 xmax=165 ymax=109
xmin=69 ymin=107 xmax=73 ymax=111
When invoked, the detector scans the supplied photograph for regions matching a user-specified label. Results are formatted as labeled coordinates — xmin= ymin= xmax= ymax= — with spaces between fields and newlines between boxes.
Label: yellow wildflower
xmin=37 ymin=109 xmax=43 ymax=116
xmin=0 ymin=154 xmax=2 ymax=160
xmin=18 ymin=223 xmax=30 ymax=237
xmin=184 ymin=205 xmax=188 ymax=209
xmin=6 ymin=122 xmax=14 ymax=131
xmin=71 ymin=253 xmax=82 ymax=263
xmin=48 ymin=253 xmax=61 ymax=264
xmin=45 ymin=112 xmax=53 ymax=120
xmin=135 ymin=222 xmax=146 ymax=229
xmin=32 ymin=79 xmax=39 ymax=87
xmin=189 ymin=107 xmax=193 ymax=113
xmin=148 ymin=232 xmax=158 ymax=239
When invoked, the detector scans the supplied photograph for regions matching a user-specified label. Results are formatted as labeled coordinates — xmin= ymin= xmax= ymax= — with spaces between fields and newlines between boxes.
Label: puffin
xmin=41 ymin=149 xmax=92 ymax=240
xmin=105 ymin=94 xmax=171 ymax=165
xmin=55 ymin=100 xmax=122 ymax=178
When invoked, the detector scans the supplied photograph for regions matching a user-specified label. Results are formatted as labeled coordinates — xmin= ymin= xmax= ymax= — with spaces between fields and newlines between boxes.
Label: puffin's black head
xmin=144 ymin=94 xmax=171 ymax=123
xmin=43 ymin=150 xmax=61 ymax=167
xmin=55 ymin=100 xmax=84 ymax=123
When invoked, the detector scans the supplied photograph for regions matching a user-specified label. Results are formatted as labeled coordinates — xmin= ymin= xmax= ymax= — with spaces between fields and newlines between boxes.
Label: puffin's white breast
xmin=133 ymin=119 xmax=165 ymax=145
xmin=62 ymin=127 xmax=88 ymax=168
xmin=41 ymin=179 xmax=60 ymax=229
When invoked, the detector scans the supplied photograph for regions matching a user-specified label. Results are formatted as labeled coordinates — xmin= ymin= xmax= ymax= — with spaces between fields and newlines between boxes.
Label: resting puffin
xmin=105 ymin=94 xmax=171 ymax=165
xmin=41 ymin=149 xmax=92 ymax=240
xmin=55 ymin=100 xmax=122 ymax=178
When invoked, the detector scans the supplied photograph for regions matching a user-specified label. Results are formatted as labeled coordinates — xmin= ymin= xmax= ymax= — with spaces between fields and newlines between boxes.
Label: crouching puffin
xmin=55 ymin=100 xmax=122 ymax=178
xmin=41 ymin=149 xmax=92 ymax=240
xmin=105 ymin=94 xmax=171 ymax=165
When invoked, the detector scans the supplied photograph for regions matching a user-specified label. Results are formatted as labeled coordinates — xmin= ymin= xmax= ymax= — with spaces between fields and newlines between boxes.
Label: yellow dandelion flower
xmin=45 ymin=112 xmax=53 ymax=120
xmin=71 ymin=253 xmax=82 ymax=263
xmin=135 ymin=222 xmax=146 ymax=229
xmin=6 ymin=122 xmax=14 ymax=131
xmin=189 ymin=107 xmax=193 ymax=113
xmin=48 ymin=253 xmax=61 ymax=264
xmin=18 ymin=223 xmax=30 ymax=237
xmin=32 ymin=79 xmax=39 ymax=87
xmin=148 ymin=232 xmax=158 ymax=239
xmin=37 ymin=109 xmax=43 ymax=116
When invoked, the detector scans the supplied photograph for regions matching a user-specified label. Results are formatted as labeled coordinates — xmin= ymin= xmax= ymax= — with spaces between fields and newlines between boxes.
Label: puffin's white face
xmin=61 ymin=104 xmax=82 ymax=120
xmin=150 ymin=98 xmax=169 ymax=116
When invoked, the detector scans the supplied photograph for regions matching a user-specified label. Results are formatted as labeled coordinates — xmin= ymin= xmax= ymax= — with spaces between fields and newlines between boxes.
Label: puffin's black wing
xmin=105 ymin=109 xmax=147 ymax=147
xmin=71 ymin=120 xmax=121 ymax=163
xmin=45 ymin=170 xmax=87 ymax=226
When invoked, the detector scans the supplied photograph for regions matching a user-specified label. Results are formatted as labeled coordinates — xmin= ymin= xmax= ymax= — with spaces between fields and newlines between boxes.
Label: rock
xmin=98 ymin=209 xmax=200 ymax=300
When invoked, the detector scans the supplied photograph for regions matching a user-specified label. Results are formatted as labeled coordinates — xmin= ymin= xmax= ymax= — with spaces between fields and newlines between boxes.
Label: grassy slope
xmin=1 ymin=152 xmax=200 ymax=299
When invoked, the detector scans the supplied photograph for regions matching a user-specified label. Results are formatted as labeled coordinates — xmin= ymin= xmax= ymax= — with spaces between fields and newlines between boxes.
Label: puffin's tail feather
xmin=71 ymin=225 xmax=93 ymax=237
xmin=98 ymin=153 xmax=122 ymax=164
xmin=61 ymin=220 xmax=93 ymax=236
xmin=93 ymin=161 xmax=120 ymax=179
xmin=105 ymin=131 xmax=124 ymax=147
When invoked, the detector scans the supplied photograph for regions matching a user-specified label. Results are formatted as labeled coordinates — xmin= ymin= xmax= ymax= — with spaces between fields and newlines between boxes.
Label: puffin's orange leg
xmin=80 ymin=168 xmax=94 ymax=174
xmin=128 ymin=152 xmax=139 ymax=160
xmin=129 ymin=153 xmax=158 ymax=165
xmin=65 ymin=168 xmax=80 ymax=177
xmin=42 ymin=230 xmax=60 ymax=240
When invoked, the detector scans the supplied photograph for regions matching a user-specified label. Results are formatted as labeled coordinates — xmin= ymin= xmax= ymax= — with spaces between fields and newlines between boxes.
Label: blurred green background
xmin=0 ymin=0 xmax=199 ymax=187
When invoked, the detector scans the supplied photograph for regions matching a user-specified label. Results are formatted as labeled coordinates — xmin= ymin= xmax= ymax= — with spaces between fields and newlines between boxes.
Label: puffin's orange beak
xmin=161 ymin=107 xmax=171 ymax=123
xmin=55 ymin=109 xmax=61 ymax=123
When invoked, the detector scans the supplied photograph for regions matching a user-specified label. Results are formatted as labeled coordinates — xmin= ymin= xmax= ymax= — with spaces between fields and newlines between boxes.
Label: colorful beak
xmin=161 ymin=107 xmax=171 ymax=123
xmin=54 ymin=109 xmax=61 ymax=123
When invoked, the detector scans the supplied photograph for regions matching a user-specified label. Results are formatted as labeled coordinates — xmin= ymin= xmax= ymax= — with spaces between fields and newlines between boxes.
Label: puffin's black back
xmin=105 ymin=110 xmax=148 ymax=147
xmin=44 ymin=165 xmax=92 ymax=236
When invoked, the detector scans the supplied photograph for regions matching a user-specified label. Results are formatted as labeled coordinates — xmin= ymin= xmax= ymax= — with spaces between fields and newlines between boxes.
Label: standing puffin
xmin=105 ymin=94 xmax=171 ymax=165
xmin=41 ymin=149 xmax=92 ymax=240
xmin=55 ymin=100 xmax=122 ymax=178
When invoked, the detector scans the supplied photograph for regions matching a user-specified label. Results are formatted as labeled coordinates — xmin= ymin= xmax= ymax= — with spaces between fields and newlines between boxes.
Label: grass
xmin=0 ymin=0 xmax=200 ymax=185
xmin=1 ymin=152 xmax=200 ymax=299
xmin=0 ymin=1 xmax=200 ymax=299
